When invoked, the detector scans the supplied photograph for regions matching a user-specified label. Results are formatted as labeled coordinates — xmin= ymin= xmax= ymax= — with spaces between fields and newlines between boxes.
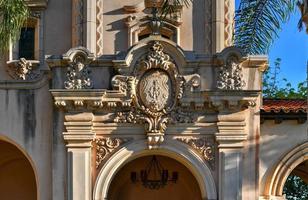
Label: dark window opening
xmin=19 ymin=27 xmax=35 ymax=60
xmin=138 ymin=33 xmax=171 ymax=41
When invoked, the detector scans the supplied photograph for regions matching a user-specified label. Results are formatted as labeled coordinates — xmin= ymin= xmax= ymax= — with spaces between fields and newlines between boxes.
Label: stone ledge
xmin=25 ymin=0 xmax=48 ymax=10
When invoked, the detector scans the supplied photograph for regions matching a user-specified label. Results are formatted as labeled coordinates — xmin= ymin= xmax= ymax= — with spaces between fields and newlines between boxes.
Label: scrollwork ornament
xmin=64 ymin=55 xmax=93 ymax=89
xmin=217 ymin=56 xmax=245 ymax=90
xmin=177 ymin=137 xmax=215 ymax=168
xmin=95 ymin=137 xmax=130 ymax=169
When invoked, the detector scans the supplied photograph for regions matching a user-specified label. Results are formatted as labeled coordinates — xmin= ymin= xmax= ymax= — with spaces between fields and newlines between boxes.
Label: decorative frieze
xmin=204 ymin=0 xmax=212 ymax=54
xmin=177 ymin=137 xmax=215 ymax=168
xmin=95 ymin=137 xmax=131 ymax=168
xmin=6 ymin=58 xmax=40 ymax=80
xmin=224 ymin=0 xmax=234 ymax=47
xmin=217 ymin=55 xmax=245 ymax=90
xmin=96 ymin=0 xmax=104 ymax=55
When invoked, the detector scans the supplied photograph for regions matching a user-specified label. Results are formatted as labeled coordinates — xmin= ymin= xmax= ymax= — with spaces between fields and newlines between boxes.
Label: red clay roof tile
xmin=262 ymin=99 xmax=307 ymax=113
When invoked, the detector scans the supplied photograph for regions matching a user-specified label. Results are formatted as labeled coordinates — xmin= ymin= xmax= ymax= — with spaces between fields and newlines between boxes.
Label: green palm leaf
xmin=234 ymin=0 xmax=296 ymax=55
xmin=0 ymin=0 xmax=29 ymax=52
xmin=160 ymin=0 xmax=193 ymax=18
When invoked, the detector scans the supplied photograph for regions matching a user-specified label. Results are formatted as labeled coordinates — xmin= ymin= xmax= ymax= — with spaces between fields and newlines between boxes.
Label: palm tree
xmin=0 ymin=0 xmax=29 ymax=52
xmin=0 ymin=0 xmax=303 ymax=55
xmin=159 ymin=0 xmax=302 ymax=55
xmin=297 ymin=0 xmax=308 ymax=33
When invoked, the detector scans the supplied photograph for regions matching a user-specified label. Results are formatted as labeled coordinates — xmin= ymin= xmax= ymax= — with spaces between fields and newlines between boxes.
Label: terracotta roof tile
xmin=262 ymin=99 xmax=307 ymax=113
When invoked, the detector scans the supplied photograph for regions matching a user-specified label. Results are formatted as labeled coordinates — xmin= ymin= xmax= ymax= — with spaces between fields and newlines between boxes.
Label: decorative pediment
xmin=113 ymin=41 xmax=200 ymax=149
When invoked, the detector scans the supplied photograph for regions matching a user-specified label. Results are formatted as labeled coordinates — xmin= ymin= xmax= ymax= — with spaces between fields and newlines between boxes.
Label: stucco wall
xmin=260 ymin=120 xmax=307 ymax=193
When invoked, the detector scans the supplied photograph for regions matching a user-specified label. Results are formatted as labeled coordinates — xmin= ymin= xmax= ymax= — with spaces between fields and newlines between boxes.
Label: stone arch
xmin=93 ymin=139 xmax=217 ymax=200
xmin=263 ymin=142 xmax=308 ymax=198
xmin=0 ymin=135 xmax=38 ymax=200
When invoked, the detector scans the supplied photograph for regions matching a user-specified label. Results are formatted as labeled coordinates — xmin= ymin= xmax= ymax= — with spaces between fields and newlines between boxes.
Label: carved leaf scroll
xmin=95 ymin=137 xmax=130 ymax=169
xmin=177 ymin=137 xmax=215 ymax=168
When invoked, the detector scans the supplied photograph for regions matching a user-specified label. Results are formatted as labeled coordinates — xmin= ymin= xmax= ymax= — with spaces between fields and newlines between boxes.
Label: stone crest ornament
xmin=6 ymin=58 xmax=40 ymax=80
xmin=112 ymin=41 xmax=200 ymax=149
xmin=63 ymin=47 xmax=94 ymax=89
xmin=217 ymin=55 xmax=245 ymax=90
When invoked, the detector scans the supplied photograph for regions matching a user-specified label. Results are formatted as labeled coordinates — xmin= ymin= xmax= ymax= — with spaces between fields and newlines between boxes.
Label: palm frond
xmin=0 ymin=0 xmax=29 ymax=52
xmin=160 ymin=0 xmax=193 ymax=18
xmin=234 ymin=0 xmax=296 ymax=55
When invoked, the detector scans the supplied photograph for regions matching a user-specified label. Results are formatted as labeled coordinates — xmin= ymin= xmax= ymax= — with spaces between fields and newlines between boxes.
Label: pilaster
xmin=63 ymin=112 xmax=95 ymax=200
xmin=216 ymin=110 xmax=247 ymax=200
xmin=72 ymin=0 xmax=96 ymax=54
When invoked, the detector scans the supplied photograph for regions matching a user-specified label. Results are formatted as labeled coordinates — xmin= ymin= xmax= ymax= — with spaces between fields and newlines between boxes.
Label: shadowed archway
xmin=108 ymin=155 xmax=202 ymax=200
xmin=0 ymin=139 xmax=37 ymax=200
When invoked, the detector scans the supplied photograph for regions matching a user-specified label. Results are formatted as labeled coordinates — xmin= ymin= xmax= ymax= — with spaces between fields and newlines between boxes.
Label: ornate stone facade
xmin=1 ymin=1 xmax=306 ymax=200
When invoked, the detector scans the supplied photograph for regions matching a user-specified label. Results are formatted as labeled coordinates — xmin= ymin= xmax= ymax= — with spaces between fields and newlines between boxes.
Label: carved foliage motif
xmin=65 ymin=55 xmax=93 ymax=89
xmin=95 ymin=137 xmax=130 ymax=169
xmin=177 ymin=137 xmax=215 ymax=168
xmin=7 ymin=58 xmax=39 ymax=80
xmin=217 ymin=56 xmax=245 ymax=90
xmin=112 ymin=41 xmax=200 ymax=149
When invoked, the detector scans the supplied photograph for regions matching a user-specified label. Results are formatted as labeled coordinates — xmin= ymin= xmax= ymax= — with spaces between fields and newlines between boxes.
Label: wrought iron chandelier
xmin=131 ymin=155 xmax=178 ymax=190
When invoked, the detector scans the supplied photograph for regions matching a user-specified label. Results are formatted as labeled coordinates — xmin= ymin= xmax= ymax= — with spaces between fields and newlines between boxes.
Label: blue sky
xmin=235 ymin=1 xmax=308 ymax=87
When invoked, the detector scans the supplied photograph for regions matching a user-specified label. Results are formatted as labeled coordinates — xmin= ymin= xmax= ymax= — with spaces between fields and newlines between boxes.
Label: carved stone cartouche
xmin=112 ymin=41 xmax=200 ymax=149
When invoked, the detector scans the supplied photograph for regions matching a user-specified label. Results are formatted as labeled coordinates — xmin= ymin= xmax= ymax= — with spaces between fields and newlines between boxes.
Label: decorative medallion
xmin=112 ymin=41 xmax=200 ymax=149
xmin=139 ymin=69 xmax=172 ymax=112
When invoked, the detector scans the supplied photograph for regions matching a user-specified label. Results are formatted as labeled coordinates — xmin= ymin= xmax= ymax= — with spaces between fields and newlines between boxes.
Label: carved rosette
xmin=177 ymin=137 xmax=215 ymax=168
xmin=112 ymin=41 xmax=200 ymax=149
xmin=95 ymin=137 xmax=130 ymax=169
xmin=217 ymin=55 xmax=245 ymax=90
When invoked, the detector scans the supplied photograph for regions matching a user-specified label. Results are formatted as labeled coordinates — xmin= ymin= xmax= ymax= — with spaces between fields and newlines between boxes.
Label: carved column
xmin=63 ymin=112 xmax=95 ymax=200
xmin=72 ymin=0 xmax=96 ymax=54
xmin=216 ymin=109 xmax=247 ymax=200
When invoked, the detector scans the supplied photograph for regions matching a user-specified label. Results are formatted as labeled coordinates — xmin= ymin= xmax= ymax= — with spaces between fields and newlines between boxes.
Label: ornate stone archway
xmin=93 ymin=139 xmax=217 ymax=200
xmin=261 ymin=142 xmax=308 ymax=199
